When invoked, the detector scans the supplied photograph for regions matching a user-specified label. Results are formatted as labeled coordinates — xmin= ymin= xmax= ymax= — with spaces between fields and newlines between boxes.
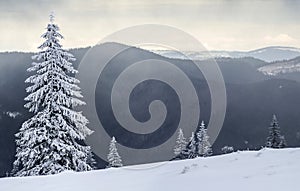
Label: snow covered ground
xmin=1 ymin=148 xmax=299 ymax=191
xmin=258 ymin=57 xmax=300 ymax=76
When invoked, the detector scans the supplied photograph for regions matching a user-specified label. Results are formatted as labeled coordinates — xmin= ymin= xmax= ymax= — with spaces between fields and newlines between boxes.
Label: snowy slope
xmin=258 ymin=57 xmax=300 ymax=75
xmin=1 ymin=148 xmax=299 ymax=191
xmin=152 ymin=46 xmax=300 ymax=62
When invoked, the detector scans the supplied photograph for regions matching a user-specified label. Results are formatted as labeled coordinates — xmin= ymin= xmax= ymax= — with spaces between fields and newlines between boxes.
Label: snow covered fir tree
xmin=174 ymin=132 xmax=195 ymax=160
xmin=175 ymin=121 xmax=212 ymax=159
xmin=107 ymin=137 xmax=123 ymax=168
xmin=173 ymin=128 xmax=187 ymax=156
xmin=196 ymin=121 xmax=213 ymax=157
xmin=266 ymin=115 xmax=287 ymax=148
xmin=11 ymin=14 xmax=94 ymax=176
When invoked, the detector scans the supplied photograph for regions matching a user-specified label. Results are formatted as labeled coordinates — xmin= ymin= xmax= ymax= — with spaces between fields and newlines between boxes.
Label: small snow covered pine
xmin=266 ymin=115 xmax=287 ymax=148
xmin=195 ymin=121 xmax=212 ymax=157
xmin=221 ymin=146 xmax=234 ymax=154
xmin=187 ymin=133 xmax=198 ymax=159
xmin=176 ymin=121 xmax=213 ymax=159
xmin=107 ymin=137 xmax=123 ymax=168
xmin=279 ymin=135 xmax=287 ymax=148
xmin=12 ymin=14 xmax=94 ymax=176
xmin=174 ymin=128 xmax=187 ymax=156
xmin=176 ymin=132 xmax=196 ymax=160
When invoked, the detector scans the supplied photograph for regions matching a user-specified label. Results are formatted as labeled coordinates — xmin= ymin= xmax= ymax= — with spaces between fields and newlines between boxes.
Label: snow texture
xmin=1 ymin=148 xmax=299 ymax=191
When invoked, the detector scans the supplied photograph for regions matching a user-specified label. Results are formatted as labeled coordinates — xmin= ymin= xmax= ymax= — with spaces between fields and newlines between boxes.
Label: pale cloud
xmin=263 ymin=34 xmax=297 ymax=44
xmin=201 ymin=37 xmax=248 ymax=51
xmin=0 ymin=0 xmax=300 ymax=51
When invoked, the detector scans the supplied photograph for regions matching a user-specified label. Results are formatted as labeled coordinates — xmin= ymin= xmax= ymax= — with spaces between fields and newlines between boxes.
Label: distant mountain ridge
xmin=151 ymin=46 xmax=300 ymax=62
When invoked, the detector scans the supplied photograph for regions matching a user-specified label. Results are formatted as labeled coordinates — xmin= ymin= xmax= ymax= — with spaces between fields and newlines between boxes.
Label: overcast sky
xmin=1 ymin=0 xmax=300 ymax=51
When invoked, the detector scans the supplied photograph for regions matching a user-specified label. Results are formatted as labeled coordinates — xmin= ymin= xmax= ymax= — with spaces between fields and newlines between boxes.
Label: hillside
xmin=1 ymin=43 xmax=300 ymax=177
xmin=0 ymin=148 xmax=299 ymax=191
xmin=258 ymin=56 xmax=300 ymax=76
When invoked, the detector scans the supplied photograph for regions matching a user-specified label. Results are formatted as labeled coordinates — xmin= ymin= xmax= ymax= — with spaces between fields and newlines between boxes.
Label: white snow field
xmin=1 ymin=148 xmax=299 ymax=191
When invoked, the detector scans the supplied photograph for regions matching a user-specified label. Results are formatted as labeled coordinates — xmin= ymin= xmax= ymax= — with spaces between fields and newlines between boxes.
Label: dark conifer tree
xmin=266 ymin=115 xmax=287 ymax=148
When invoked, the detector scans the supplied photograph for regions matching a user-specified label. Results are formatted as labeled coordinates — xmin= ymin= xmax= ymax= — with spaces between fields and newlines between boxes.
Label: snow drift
xmin=0 ymin=148 xmax=299 ymax=191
